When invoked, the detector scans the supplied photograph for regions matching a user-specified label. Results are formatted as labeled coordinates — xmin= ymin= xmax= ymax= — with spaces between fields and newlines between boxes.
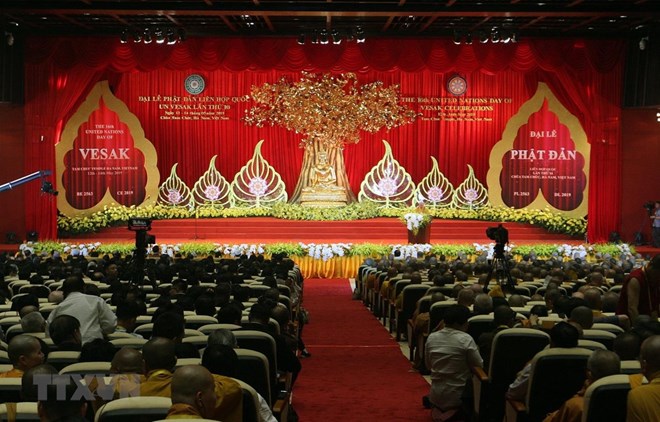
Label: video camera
xmin=486 ymin=224 xmax=509 ymax=245
xmin=643 ymin=201 xmax=656 ymax=215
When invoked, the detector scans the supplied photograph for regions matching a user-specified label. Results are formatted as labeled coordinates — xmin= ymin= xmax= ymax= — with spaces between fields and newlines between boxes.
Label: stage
xmin=58 ymin=217 xmax=580 ymax=245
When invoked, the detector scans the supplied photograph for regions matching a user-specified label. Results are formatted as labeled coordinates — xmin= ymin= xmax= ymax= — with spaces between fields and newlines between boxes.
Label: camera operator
xmin=652 ymin=201 xmax=660 ymax=248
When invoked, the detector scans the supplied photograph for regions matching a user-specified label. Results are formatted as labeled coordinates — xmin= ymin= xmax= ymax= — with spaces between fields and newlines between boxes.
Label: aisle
xmin=293 ymin=278 xmax=430 ymax=421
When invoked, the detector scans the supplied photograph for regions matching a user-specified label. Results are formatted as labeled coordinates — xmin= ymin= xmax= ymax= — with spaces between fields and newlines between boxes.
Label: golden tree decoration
xmin=244 ymin=72 xmax=418 ymax=203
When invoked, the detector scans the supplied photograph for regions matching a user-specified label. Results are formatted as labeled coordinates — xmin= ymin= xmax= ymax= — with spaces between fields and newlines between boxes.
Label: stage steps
xmin=60 ymin=217 xmax=581 ymax=244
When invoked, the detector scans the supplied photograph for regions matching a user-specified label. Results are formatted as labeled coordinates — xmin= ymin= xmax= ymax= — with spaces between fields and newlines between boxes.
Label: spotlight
xmin=132 ymin=31 xmax=142 ymax=43
xmin=511 ymin=31 xmax=519 ymax=43
xmin=452 ymin=31 xmax=461 ymax=45
xmin=331 ymin=29 xmax=342 ymax=45
xmin=478 ymin=31 xmax=489 ymax=43
xmin=639 ymin=36 xmax=648 ymax=50
xmin=656 ymin=111 xmax=660 ymax=122
xmin=166 ymin=28 xmax=177 ymax=45
xmin=143 ymin=29 xmax=152 ymax=44
xmin=491 ymin=28 xmax=501 ymax=43
xmin=465 ymin=32 xmax=473 ymax=44
xmin=155 ymin=27 xmax=165 ymax=44
xmin=319 ymin=29 xmax=329 ymax=45
xmin=178 ymin=28 xmax=186 ymax=42
xmin=297 ymin=33 xmax=305 ymax=45
xmin=120 ymin=29 xmax=129 ymax=44
xmin=356 ymin=27 xmax=365 ymax=43
xmin=5 ymin=31 xmax=14 ymax=46
xmin=501 ymin=30 xmax=511 ymax=43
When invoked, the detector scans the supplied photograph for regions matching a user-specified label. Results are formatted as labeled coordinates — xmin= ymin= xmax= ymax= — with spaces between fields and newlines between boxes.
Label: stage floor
xmin=55 ymin=217 xmax=580 ymax=245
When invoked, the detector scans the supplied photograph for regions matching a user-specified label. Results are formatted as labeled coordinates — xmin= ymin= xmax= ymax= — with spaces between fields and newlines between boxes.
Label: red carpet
xmin=293 ymin=278 xmax=430 ymax=421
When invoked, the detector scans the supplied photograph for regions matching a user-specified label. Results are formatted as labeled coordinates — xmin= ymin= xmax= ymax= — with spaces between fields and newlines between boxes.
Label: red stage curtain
xmin=24 ymin=37 xmax=624 ymax=242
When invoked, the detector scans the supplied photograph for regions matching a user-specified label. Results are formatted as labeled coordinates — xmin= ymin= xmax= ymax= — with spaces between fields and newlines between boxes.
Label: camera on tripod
xmin=486 ymin=224 xmax=509 ymax=245
xmin=643 ymin=201 xmax=656 ymax=215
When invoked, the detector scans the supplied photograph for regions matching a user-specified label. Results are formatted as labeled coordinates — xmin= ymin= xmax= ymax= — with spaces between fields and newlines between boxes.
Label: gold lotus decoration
xmin=191 ymin=155 xmax=231 ymax=208
xmin=451 ymin=165 xmax=489 ymax=209
xmin=230 ymin=140 xmax=288 ymax=208
xmin=244 ymin=72 xmax=418 ymax=203
xmin=158 ymin=163 xmax=192 ymax=208
xmin=358 ymin=140 xmax=415 ymax=207
xmin=414 ymin=157 xmax=455 ymax=208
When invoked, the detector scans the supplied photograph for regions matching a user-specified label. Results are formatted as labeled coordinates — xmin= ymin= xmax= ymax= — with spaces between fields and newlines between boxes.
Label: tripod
xmin=487 ymin=243 xmax=515 ymax=293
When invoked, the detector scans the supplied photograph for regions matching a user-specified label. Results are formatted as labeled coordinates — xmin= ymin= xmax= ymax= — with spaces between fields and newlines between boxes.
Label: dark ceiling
xmin=1 ymin=0 xmax=659 ymax=41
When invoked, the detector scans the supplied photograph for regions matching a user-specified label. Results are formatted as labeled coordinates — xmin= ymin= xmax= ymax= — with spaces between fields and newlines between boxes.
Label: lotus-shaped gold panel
xmin=158 ymin=163 xmax=192 ymax=208
xmin=192 ymin=155 xmax=231 ymax=209
xmin=414 ymin=157 xmax=455 ymax=208
xmin=451 ymin=165 xmax=489 ymax=209
xmin=358 ymin=140 xmax=415 ymax=207
xmin=230 ymin=140 xmax=288 ymax=208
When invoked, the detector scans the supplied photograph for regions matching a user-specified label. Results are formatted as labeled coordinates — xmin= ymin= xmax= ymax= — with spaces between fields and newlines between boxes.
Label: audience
xmin=626 ymin=335 xmax=660 ymax=422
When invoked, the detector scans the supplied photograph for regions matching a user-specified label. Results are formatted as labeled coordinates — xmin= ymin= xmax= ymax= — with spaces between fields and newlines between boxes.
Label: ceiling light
xmin=143 ymin=29 xmax=152 ymax=44
xmin=639 ymin=37 xmax=648 ymax=51
xmin=5 ymin=32 xmax=14 ymax=46
xmin=166 ymin=28 xmax=177 ymax=45
xmin=120 ymin=29 xmax=129 ymax=44
xmin=356 ymin=27 xmax=365 ymax=43
xmin=331 ymin=30 xmax=342 ymax=45
xmin=155 ymin=27 xmax=165 ymax=44
xmin=319 ymin=30 xmax=329 ymax=45
xmin=452 ymin=31 xmax=461 ymax=45
xmin=297 ymin=34 xmax=305 ymax=45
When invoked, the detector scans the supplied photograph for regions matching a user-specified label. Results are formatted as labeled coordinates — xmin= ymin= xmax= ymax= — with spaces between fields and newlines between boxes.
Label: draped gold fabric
xmin=297 ymin=255 xmax=363 ymax=279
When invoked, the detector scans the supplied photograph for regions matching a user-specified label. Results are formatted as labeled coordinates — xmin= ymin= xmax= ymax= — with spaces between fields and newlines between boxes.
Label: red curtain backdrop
xmin=23 ymin=37 xmax=625 ymax=242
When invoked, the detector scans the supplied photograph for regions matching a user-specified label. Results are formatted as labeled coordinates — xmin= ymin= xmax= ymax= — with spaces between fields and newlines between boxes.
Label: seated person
xmin=243 ymin=302 xmax=302 ymax=386
xmin=627 ymin=335 xmax=660 ymax=422
xmin=152 ymin=311 xmax=199 ymax=358
xmin=202 ymin=344 xmax=277 ymax=422
xmin=48 ymin=315 xmax=82 ymax=351
xmin=507 ymin=322 xmax=580 ymax=401
xmin=80 ymin=338 xmax=117 ymax=362
xmin=140 ymin=337 xmax=243 ymax=422
xmin=478 ymin=305 xmax=516 ymax=369
xmin=20 ymin=311 xmax=47 ymax=334
xmin=0 ymin=335 xmax=45 ymax=378
xmin=166 ymin=365 xmax=218 ymax=419
xmin=114 ymin=301 xmax=143 ymax=338
xmin=37 ymin=371 xmax=88 ymax=422
xmin=424 ymin=304 xmax=483 ymax=420
xmin=543 ymin=350 xmax=620 ymax=422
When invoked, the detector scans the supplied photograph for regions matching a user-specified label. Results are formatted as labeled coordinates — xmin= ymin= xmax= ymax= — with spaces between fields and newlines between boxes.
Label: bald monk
xmin=111 ymin=347 xmax=144 ymax=374
xmin=1 ymin=364 xmax=58 ymax=422
xmin=0 ymin=335 xmax=44 ymax=378
xmin=141 ymin=337 xmax=243 ymax=422
xmin=166 ymin=365 xmax=217 ymax=419
xmin=627 ymin=335 xmax=660 ymax=422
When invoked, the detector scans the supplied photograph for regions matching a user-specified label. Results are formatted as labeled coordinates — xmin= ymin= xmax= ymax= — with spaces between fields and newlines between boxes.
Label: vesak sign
xmin=56 ymin=81 xmax=159 ymax=216
xmin=487 ymin=83 xmax=590 ymax=218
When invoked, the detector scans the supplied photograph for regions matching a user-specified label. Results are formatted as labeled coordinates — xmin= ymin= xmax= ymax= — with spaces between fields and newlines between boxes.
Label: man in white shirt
xmin=47 ymin=276 xmax=116 ymax=344
xmin=425 ymin=304 xmax=483 ymax=421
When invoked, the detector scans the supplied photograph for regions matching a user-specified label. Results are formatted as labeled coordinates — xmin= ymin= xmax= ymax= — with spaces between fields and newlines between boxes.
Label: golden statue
xmin=300 ymin=151 xmax=347 ymax=207
xmin=309 ymin=152 xmax=338 ymax=189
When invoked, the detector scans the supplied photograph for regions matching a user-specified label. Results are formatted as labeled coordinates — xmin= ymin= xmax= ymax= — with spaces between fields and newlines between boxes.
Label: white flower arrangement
xmin=391 ymin=243 xmax=432 ymax=260
xmin=402 ymin=213 xmax=431 ymax=235
xmin=299 ymin=242 xmax=352 ymax=262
